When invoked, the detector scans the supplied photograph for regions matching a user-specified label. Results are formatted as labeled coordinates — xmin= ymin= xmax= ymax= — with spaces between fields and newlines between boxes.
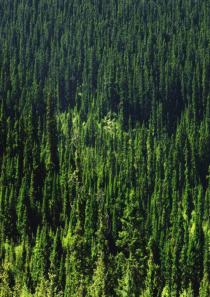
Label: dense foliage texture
xmin=1 ymin=0 xmax=210 ymax=295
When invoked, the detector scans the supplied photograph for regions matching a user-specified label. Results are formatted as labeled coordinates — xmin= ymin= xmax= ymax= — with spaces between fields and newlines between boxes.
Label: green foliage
xmin=0 ymin=0 xmax=210 ymax=294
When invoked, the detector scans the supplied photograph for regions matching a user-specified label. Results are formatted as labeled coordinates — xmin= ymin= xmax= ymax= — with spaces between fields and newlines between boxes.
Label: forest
xmin=1 ymin=0 xmax=210 ymax=296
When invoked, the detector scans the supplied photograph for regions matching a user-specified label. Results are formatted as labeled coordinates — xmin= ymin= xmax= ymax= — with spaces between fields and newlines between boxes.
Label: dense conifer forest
xmin=1 ymin=0 xmax=210 ymax=295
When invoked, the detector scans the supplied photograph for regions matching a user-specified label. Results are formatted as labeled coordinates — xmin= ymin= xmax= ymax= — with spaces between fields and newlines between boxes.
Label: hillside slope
xmin=1 ymin=0 xmax=210 ymax=296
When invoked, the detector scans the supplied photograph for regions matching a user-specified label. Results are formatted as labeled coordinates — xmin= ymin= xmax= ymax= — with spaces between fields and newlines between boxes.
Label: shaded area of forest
xmin=1 ymin=0 xmax=210 ymax=296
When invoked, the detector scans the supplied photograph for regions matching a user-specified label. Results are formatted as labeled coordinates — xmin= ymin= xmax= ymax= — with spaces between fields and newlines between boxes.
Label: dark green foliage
xmin=0 ymin=0 xmax=210 ymax=295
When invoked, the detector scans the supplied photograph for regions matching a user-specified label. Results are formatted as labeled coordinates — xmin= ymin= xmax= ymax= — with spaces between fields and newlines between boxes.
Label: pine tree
xmin=46 ymin=92 xmax=58 ymax=172
xmin=0 ymin=98 xmax=7 ymax=163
